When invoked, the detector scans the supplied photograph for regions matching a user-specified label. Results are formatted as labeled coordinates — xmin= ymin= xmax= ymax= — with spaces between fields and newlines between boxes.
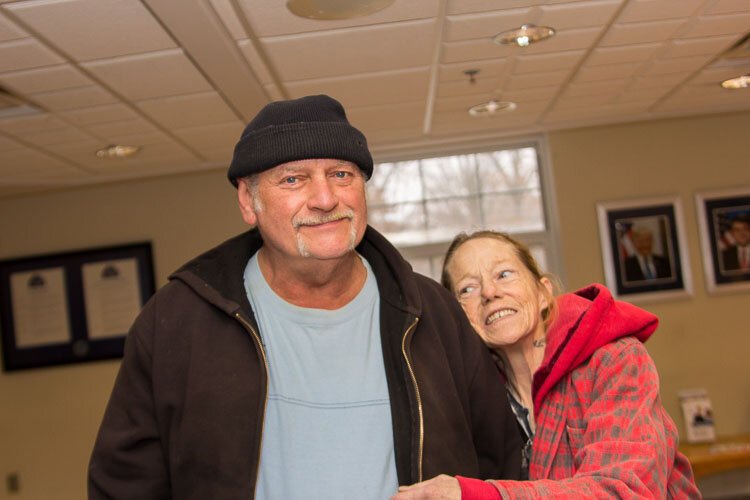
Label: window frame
xmin=368 ymin=135 xmax=565 ymax=285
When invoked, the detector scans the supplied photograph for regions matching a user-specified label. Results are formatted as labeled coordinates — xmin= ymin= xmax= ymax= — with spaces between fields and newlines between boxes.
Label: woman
xmin=392 ymin=231 xmax=699 ymax=499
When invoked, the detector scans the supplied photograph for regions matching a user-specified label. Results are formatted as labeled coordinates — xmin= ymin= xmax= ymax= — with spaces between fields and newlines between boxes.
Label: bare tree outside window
xmin=367 ymin=144 xmax=555 ymax=280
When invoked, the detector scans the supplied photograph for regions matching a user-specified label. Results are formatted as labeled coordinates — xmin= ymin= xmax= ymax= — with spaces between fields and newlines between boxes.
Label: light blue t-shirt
xmin=245 ymin=253 xmax=398 ymax=500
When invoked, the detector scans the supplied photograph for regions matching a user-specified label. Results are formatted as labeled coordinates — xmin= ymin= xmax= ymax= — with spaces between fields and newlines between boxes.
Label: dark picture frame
xmin=0 ymin=242 xmax=155 ymax=372
xmin=695 ymin=187 xmax=750 ymax=294
xmin=597 ymin=196 xmax=692 ymax=302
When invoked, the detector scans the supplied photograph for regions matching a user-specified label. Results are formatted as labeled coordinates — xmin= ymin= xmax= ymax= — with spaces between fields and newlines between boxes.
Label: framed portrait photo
xmin=695 ymin=187 xmax=750 ymax=294
xmin=597 ymin=196 xmax=692 ymax=302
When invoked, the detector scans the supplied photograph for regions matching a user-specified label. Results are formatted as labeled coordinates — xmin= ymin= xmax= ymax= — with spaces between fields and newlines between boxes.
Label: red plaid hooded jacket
xmin=459 ymin=284 xmax=700 ymax=499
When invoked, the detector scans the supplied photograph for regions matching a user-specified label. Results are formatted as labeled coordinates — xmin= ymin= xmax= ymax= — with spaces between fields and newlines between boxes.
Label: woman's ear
xmin=237 ymin=178 xmax=258 ymax=226
xmin=538 ymin=276 xmax=554 ymax=310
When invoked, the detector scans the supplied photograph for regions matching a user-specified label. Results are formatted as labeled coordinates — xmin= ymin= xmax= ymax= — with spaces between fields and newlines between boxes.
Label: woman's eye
xmin=459 ymin=285 xmax=477 ymax=296
xmin=498 ymin=270 xmax=512 ymax=279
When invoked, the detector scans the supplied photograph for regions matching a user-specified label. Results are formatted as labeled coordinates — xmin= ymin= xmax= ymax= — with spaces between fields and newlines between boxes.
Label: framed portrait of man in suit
xmin=696 ymin=187 xmax=750 ymax=295
xmin=597 ymin=196 xmax=693 ymax=302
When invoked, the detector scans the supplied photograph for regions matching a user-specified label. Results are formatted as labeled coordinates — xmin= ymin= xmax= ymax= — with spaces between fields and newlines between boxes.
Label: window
xmin=367 ymin=140 xmax=562 ymax=282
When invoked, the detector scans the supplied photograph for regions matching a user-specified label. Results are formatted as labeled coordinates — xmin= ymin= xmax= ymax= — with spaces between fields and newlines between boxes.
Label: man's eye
xmin=333 ymin=171 xmax=350 ymax=178
xmin=283 ymin=176 xmax=297 ymax=184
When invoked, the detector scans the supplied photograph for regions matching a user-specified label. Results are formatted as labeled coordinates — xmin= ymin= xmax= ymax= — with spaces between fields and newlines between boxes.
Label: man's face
xmin=731 ymin=221 xmax=750 ymax=247
xmin=633 ymin=231 xmax=654 ymax=256
xmin=238 ymin=158 xmax=367 ymax=262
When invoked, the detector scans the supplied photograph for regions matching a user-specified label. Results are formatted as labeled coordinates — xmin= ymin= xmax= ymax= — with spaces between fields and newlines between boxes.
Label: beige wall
xmin=0 ymin=110 xmax=748 ymax=498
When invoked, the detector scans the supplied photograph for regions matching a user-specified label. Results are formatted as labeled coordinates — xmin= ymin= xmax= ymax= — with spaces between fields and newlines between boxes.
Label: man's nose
xmin=307 ymin=176 xmax=338 ymax=211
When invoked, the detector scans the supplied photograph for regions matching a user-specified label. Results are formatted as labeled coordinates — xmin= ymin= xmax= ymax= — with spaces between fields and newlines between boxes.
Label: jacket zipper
xmin=400 ymin=317 xmax=423 ymax=483
xmin=234 ymin=311 xmax=269 ymax=495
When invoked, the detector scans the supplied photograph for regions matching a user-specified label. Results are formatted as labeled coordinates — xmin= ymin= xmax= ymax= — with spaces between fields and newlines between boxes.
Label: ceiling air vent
xmin=0 ymin=85 xmax=42 ymax=119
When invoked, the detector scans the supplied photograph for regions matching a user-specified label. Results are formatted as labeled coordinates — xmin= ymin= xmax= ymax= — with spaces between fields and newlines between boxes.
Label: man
xmin=623 ymin=225 xmax=672 ymax=282
xmin=721 ymin=215 xmax=750 ymax=272
xmin=88 ymin=95 xmax=521 ymax=499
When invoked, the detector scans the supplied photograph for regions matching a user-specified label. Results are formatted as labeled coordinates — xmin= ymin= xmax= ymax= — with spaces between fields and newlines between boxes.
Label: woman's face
xmin=445 ymin=238 xmax=551 ymax=350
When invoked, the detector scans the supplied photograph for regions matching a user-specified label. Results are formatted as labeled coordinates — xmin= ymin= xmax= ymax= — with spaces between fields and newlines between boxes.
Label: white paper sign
xmin=82 ymin=258 xmax=142 ymax=339
xmin=10 ymin=267 xmax=71 ymax=347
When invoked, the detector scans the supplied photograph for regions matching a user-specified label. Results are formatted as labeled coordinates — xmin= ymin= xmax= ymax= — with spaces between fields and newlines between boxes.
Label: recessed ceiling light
xmin=468 ymin=100 xmax=517 ymax=117
xmin=95 ymin=144 xmax=141 ymax=159
xmin=287 ymin=0 xmax=395 ymax=20
xmin=721 ymin=75 xmax=750 ymax=89
xmin=493 ymin=24 xmax=556 ymax=47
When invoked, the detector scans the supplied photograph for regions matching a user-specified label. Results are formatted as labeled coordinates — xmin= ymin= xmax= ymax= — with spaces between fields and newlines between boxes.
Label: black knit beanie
xmin=227 ymin=94 xmax=373 ymax=186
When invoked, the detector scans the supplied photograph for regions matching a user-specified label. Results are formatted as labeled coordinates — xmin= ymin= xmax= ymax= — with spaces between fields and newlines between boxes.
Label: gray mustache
xmin=293 ymin=211 xmax=354 ymax=228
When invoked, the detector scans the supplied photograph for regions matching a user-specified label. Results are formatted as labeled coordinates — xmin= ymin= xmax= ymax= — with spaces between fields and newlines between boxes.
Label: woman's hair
xmin=440 ymin=230 xmax=559 ymax=330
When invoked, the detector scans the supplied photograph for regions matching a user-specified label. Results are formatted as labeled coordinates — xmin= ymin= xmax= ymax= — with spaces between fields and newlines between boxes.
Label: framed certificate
xmin=0 ymin=242 xmax=155 ymax=371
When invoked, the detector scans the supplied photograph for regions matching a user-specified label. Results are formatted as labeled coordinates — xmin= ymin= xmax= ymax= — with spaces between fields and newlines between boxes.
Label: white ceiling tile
xmin=137 ymin=92 xmax=238 ymax=130
xmin=704 ymin=0 xmax=750 ymax=15
xmin=444 ymin=8 xmax=533 ymax=42
xmin=615 ymin=86 xmax=671 ymax=102
xmin=630 ymin=73 xmax=687 ymax=89
xmin=617 ymin=0 xmax=703 ymax=23
xmin=553 ymin=92 xmax=615 ymax=109
xmin=22 ymin=125 xmax=94 ymax=146
xmin=446 ymin=0 xmax=540 ymax=16
xmin=209 ymin=0 xmax=247 ymax=40
xmin=600 ymin=19 xmax=685 ymax=46
xmin=498 ymin=85 xmax=559 ymax=102
xmin=0 ymin=113 xmax=66 ymax=134
xmin=0 ymin=38 xmax=64 ymax=72
xmin=587 ymin=43 xmax=660 ymax=66
xmin=30 ymin=85 xmax=117 ymax=111
xmin=346 ymin=101 xmax=425 ymax=133
xmin=563 ymin=79 xmax=629 ymax=96
xmin=0 ymin=10 xmax=27 ymax=42
xmin=237 ymin=39 xmax=274 ymax=85
xmin=515 ymin=50 xmax=585 ymax=73
xmin=0 ymin=64 xmax=91 ymax=94
xmin=239 ymin=0 xmax=439 ymax=38
xmin=263 ymin=20 xmax=436 ymax=81
xmin=677 ymin=12 xmax=750 ymax=39
xmin=83 ymin=118 xmax=158 ymax=139
xmin=61 ymin=103 xmax=139 ymax=125
xmin=442 ymin=38 xmax=512 ymax=64
xmin=574 ymin=61 xmax=640 ymax=82
xmin=688 ymin=65 xmax=750 ymax=85
xmin=661 ymin=35 xmax=737 ymax=58
xmin=286 ymin=68 xmax=431 ymax=108
xmin=504 ymin=69 xmax=571 ymax=89
xmin=263 ymin=83 xmax=284 ymax=101
xmin=539 ymin=0 xmax=622 ymax=30
xmin=642 ymin=54 xmax=714 ymax=75
xmin=82 ymin=49 xmax=213 ymax=101
xmin=6 ymin=0 xmax=176 ymax=61
xmin=172 ymin=121 xmax=244 ymax=151
xmin=0 ymin=148 xmax=85 ymax=179
xmin=0 ymin=132 xmax=23 ymax=151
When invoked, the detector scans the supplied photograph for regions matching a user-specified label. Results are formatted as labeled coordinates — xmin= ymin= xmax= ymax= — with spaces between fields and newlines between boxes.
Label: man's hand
xmin=390 ymin=474 xmax=461 ymax=500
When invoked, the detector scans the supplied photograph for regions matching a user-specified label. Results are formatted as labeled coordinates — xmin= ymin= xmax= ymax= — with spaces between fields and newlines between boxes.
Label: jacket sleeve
xmin=88 ymin=297 xmax=171 ymax=499
xmin=483 ymin=338 xmax=698 ymax=499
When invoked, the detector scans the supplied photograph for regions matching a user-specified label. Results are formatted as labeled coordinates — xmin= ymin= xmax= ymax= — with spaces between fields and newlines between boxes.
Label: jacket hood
xmin=532 ymin=283 xmax=658 ymax=414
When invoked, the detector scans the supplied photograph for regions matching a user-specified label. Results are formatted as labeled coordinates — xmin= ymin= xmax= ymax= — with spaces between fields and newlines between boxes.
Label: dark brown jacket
xmin=89 ymin=227 xmax=521 ymax=499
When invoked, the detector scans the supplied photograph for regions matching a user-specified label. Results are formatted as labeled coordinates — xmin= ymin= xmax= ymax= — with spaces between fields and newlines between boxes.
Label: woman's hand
xmin=390 ymin=474 xmax=461 ymax=500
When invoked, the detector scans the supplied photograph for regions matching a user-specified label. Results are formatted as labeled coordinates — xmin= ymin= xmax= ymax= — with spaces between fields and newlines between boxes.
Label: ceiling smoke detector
xmin=287 ymin=0 xmax=395 ymax=20
xmin=468 ymin=100 xmax=517 ymax=117
xmin=493 ymin=24 xmax=556 ymax=47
